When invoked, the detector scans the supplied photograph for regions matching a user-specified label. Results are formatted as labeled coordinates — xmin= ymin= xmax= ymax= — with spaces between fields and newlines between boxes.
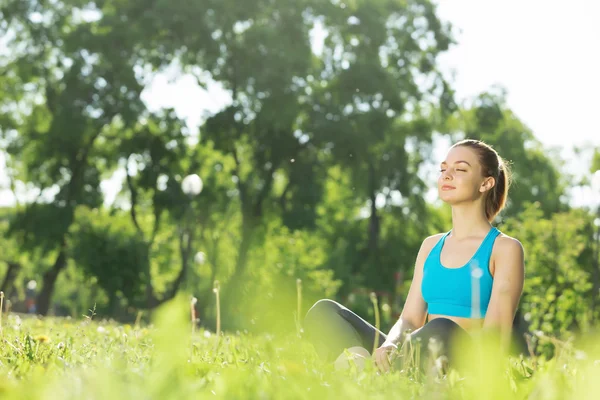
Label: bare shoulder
xmin=417 ymin=233 xmax=446 ymax=258
xmin=421 ymin=233 xmax=446 ymax=251
xmin=492 ymin=234 xmax=525 ymax=291
xmin=495 ymin=233 xmax=525 ymax=257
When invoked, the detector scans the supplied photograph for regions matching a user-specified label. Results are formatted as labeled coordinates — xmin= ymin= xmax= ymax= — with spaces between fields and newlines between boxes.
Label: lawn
xmin=1 ymin=296 xmax=599 ymax=400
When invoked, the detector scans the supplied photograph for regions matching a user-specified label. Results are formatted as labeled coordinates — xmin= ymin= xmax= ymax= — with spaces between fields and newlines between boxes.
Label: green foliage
xmin=69 ymin=207 xmax=150 ymax=308
xmin=7 ymin=204 xmax=73 ymax=254
xmin=502 ymin=203 xmax=596 ymax=357
xmin=592 ymin=148 xmax=600 ymax=173
xmin=223 ymin=221 xmax=341 ymax=333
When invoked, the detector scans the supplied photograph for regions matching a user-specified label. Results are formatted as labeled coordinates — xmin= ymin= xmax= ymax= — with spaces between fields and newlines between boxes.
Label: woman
xmin=304 ymin=139 xmax=525 ymax=373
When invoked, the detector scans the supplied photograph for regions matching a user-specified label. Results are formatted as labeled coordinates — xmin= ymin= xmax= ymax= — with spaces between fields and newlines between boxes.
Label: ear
xmin=479 ymin=177 xmax=496 ymax=193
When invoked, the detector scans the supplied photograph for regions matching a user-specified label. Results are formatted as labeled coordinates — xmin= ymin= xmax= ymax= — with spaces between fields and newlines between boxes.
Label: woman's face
xmin=437 ymin=146 xmax=494 ymax=205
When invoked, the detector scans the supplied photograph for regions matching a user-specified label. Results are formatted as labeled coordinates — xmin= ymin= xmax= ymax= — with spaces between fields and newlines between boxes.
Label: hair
xmin=452 ymin=139 xmax=512 ymax=222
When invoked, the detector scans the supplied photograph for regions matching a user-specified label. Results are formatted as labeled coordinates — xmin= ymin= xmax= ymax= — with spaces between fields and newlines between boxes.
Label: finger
xmin=374 ymin=350 xmax=384 ymax=371
xmin=377 ymin=351 xmax=390 ymax=372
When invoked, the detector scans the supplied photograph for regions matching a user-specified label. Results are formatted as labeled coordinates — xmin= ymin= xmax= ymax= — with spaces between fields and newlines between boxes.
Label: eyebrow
xmin=440 ymin=160 xmax=472 ymax=166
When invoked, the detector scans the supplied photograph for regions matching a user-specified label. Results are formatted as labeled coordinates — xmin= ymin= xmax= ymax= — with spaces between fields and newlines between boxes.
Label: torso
xmin=422 ymin=229 xmax=506 ymax=333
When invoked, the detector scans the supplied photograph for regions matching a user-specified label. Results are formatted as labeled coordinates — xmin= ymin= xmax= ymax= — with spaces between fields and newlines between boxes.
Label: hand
xmin=373 ymin=342 xmax=398 ymax=372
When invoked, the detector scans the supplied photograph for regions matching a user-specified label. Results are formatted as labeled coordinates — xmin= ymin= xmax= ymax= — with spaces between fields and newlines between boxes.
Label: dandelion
xmin=190 ymin=296 xmax=198 ymax=335
xmin=434 ymin=355 xmax=449 ymax=376
xmin=34 ymin=334 xmax=51 ymax=344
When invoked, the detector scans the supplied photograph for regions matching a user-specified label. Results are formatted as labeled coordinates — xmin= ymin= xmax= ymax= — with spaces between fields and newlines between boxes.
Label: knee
xmin=304 ymin=299 xmax=341 ymax=329
xmin=411 ymin=318 xmax=462 ymax=346
xmin=305 ymin=299 xmax=340 ymax=319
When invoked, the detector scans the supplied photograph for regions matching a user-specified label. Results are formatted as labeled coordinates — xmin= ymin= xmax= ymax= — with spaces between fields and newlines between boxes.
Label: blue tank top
xmin=421 ymin=227 xmax=501 ymax=318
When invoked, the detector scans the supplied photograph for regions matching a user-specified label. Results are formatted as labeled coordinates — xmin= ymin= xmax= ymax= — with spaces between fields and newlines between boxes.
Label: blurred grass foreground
xmin=1 ymin=294 xmax=600 ymax=400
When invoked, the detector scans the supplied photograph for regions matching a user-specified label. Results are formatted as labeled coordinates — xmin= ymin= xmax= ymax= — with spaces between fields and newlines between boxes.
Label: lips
xmin=441 ymin=185 xmax=455 ymax=190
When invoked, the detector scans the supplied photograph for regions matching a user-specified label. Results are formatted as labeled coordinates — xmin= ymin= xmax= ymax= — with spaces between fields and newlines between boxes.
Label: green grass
xmin=1 ymin=297 xmax=599 ymax=400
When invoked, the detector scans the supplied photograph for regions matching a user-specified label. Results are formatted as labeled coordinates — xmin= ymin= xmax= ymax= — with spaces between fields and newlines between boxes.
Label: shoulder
xmin=416 ymin=232 xmax=446 ymax=259
xmin=494 ymin=233 xmax=525 ymax=259
xmin=421 ymin=232 xmax=446 ymax=251
xmin=492 ymin=233 xmax=525 ymax=281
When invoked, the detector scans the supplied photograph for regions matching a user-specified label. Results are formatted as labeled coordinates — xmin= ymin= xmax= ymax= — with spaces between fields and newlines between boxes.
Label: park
xmin=1 ymin=0 xmax=600 ymax=398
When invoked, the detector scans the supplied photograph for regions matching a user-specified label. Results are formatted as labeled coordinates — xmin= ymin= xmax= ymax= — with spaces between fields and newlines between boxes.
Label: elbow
xmin=400 ymin=314 xmax=425 ymax=332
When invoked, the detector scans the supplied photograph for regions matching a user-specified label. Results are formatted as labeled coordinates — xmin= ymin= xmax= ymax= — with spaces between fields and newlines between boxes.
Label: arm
xmin=383 ymin=236 xmax=437 ymax=346
xmin=483 ymin=237 xmax=525 ymax=351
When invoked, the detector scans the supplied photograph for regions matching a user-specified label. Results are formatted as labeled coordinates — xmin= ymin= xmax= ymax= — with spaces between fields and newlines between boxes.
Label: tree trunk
xmin=0 ymin=261 xmax=21 ymax=298
xmin=367 ymin=161 xmax=380 ymax=259
xmin=222 ymin=217 xmax=256 ymax=323
xmin=36 ymin=242 xmax=68 ymax=315
xmin=146 ymin=228 xmax=193 ymax=310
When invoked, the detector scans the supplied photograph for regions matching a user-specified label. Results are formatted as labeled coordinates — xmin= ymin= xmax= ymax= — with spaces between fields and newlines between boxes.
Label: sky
xmin=1 ymin=0 xmax=600 ymax=208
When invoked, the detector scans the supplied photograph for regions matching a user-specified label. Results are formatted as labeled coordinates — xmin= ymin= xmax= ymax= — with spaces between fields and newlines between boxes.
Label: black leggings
xmin=303 ymin=299 xmax=471 ymax=370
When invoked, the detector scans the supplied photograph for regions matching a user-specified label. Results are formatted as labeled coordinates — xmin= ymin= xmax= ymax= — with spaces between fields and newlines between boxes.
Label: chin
xmin=438 ymin=190 xmax=461 ymax=205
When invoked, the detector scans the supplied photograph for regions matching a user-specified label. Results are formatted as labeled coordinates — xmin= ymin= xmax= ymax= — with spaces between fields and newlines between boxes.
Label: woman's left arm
xmin=483 ymin=237 xmax=525 ymax=351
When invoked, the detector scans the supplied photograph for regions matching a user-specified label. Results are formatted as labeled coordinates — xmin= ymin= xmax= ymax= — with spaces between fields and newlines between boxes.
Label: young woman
xmin=304 ymin=139 xmax=525 ymax=373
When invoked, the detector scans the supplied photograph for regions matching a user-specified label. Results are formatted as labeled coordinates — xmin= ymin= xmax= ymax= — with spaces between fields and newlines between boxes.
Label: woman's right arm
xmin=374 ymin=235 xmax=440 ymax=370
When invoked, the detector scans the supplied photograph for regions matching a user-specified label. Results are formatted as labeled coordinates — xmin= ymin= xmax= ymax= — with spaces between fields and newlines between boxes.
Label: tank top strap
xmin=475 ymin=227 xmax=501 ymax=263
xmin=429 ymin=231 xmax=452 ymax=256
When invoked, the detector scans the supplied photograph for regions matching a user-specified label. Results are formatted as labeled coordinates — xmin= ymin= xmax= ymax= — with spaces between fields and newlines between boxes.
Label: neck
xmin=450 ymin=203 xmax=492 ymax=239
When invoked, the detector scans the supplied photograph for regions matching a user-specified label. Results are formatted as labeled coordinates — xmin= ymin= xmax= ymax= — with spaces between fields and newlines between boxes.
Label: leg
xmin=404 ymin=317 xmax=472 ymax=372
xmin=304 ymin=299 xmax=387 ymax=363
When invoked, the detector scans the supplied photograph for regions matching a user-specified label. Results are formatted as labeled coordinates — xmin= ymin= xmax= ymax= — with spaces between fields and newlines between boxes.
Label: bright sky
xmin=1 ymin=0 xmax=599 ymax=207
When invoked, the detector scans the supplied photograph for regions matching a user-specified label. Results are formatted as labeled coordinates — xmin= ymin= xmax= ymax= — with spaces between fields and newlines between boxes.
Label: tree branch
xmin=155 ymin=217 xmax=194 ymax=305
xmin=125 ymin=155 xmax=143 ymax=237
xmin=149 ymin=205 xmax=162 ymax=247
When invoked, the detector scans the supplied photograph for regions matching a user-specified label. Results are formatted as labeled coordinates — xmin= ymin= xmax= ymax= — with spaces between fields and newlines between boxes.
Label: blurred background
xmin=0 ymin=0 xmax=599 ymax=356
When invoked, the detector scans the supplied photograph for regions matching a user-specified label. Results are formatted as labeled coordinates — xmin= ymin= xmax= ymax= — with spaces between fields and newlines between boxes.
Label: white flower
xmin=181 ymin=174 xmax=203 ymax=196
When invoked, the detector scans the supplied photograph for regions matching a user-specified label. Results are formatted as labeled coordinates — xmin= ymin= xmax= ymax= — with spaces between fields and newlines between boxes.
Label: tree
xmin=502 ymin=204 xmax=595 ymax=356
xmin=69 ymin=207 xmax=150 ymax=314
xmin=117 ymin=0 xmax=459 ymax=311
xmin=115 ymin=113 xmax=241 ymax=314
xmin=122 ymin=0 xmax=325 ymax=313
xmin=305 ymin=0 xmax=455 ymax=292
xmin=1 ymin=0 xmax=148 ymax=314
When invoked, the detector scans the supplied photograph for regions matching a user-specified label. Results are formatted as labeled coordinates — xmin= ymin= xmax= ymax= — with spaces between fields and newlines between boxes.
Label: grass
xmin=1 ymin=296 xmax=600 ymax=400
